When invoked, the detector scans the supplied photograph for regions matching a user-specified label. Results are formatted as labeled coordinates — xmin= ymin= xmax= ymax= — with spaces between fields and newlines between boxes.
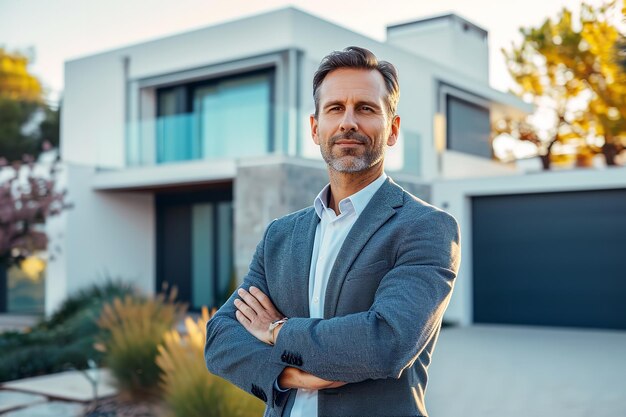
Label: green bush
xmin=0 ymin=279 xmax=136 ymax=382
xmin=38 ymin=280 xmax=136 ymax=331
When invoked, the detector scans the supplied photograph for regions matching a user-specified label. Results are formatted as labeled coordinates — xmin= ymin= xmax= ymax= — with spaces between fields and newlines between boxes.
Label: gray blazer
xmin=205 ymin=178 xmax=461 ymax=417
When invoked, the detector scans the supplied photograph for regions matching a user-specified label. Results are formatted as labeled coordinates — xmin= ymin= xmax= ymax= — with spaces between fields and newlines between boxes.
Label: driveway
xmin=427 ymin=325 xmax=626 ymax=417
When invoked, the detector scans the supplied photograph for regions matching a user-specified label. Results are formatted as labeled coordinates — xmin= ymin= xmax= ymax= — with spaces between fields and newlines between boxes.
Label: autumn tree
xmin=500 ymin=1 xmax=626 ymax=168
xmin=0 ymin=48 xmax=59 ymax=163
xmin=619 ymin=5 xmax=626 ymax=70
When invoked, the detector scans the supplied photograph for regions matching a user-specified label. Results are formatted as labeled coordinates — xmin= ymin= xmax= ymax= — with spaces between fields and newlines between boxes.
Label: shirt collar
xmin=314 ymin=172 xmax=388 ymax=219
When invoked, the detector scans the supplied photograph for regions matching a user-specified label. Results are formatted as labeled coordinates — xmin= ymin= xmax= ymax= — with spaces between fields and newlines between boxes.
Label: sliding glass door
xmin=156 ymin=189 xmax=233 ymax=310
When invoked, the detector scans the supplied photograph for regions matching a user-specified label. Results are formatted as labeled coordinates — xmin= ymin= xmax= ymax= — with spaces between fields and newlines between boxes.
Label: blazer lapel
xmin=290 ymin=209 xmax=319 ymax=318
xmin=323 ymin=178 xmax=404 ymax=318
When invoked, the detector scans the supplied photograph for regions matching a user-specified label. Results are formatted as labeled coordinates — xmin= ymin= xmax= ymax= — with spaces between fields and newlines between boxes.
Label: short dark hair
xmin=313 ymin=46 xmax=400 ymax=119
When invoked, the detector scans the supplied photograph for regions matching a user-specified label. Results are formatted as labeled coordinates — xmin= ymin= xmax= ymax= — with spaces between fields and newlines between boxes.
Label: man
xmin=205 ymin=46 xmax=461 ymax=417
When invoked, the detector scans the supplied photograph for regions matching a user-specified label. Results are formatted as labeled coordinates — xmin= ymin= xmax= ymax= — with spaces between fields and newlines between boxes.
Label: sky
xmin=0 ymin=0 xmax=622 ymax=103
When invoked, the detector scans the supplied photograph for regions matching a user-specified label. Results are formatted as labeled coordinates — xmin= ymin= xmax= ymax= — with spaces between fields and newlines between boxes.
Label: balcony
xmin=126 ymin=102 xmax=278 ymax=167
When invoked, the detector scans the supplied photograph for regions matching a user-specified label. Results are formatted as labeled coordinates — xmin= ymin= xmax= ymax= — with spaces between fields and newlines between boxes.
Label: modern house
xmin=28 ymin=7 xmax=624 ymax=331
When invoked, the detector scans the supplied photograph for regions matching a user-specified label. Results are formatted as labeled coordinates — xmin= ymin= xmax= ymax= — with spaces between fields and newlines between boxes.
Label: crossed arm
xmin=204 ymin=219 xmax=346 ymax=400
xmin=205 ymin=209 xmax=460 ymax=398
xmin=234 ymin=286 xmax=345 ymax=390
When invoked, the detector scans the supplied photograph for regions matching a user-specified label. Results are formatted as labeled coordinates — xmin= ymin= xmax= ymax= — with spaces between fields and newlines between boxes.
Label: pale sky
xmin=0 ymin=0 xmax=622 ymax=103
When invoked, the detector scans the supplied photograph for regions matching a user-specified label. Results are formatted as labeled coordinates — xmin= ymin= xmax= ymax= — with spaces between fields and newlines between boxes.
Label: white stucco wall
xmin=441 ymin=150 xmax=518 ymax=179
xmin=45 ymin=163 xmax=155 ymax=315
xmin=62 ymin=54 xmax=127 ymax=168
xmin=386 ymin=14 xmax=489 ymax=84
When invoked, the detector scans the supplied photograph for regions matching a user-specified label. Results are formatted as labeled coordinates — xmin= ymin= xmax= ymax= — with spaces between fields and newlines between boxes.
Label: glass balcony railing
xmin=126 ymin=102 xmax=285 ymax=166
xmin=124 ymin=104 xmax=422 ymax=177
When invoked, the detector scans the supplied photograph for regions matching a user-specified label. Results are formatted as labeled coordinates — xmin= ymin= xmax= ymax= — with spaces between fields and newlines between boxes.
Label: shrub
xmin=39 ymin=279 xmax=135 ymax=331
xmin=0 ymin=336 xmax=96 ymax=381
xmin=97 ymin=290 xmax=186 ymax=398
xmin=156 ymin=307 xmax=264 ymax=417
xmin=0 ymin=279 xmax=136 ymax=382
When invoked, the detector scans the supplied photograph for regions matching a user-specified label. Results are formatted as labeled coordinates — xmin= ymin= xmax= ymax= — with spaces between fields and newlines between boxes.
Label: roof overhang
xmin=92 ymin=159 xmax=236 ymax=192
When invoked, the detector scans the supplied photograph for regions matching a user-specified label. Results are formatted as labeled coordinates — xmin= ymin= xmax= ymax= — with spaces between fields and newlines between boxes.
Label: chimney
xmin=386 ymin=13 xmax=489 ymax=83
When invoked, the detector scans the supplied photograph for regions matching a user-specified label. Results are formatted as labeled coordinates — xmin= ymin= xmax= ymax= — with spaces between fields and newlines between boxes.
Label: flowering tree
xmin=0 ymin=157 xmax=70 ymax=311
xmin=0 ymin=158 xmax=69 ymax=262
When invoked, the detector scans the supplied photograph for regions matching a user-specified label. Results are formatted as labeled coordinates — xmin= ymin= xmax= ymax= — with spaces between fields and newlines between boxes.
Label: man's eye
xmin=361 ymin=106 xmax=374 ymax=112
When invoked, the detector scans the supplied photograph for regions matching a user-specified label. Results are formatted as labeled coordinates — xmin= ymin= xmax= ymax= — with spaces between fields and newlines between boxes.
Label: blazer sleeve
xmin=270 ymin=209 xmax=461 ymax=383
xmin=204 ymin=219 xmax=286 ymax=407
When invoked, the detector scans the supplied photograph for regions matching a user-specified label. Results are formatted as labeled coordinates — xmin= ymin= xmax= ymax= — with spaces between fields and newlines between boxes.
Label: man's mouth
xmin=331 ymin=132 xmax=369 ymax=146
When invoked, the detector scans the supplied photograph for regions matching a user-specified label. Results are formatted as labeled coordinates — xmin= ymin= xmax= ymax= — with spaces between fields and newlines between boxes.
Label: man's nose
xmin=339 ymin=109 xmax=358 ymax=132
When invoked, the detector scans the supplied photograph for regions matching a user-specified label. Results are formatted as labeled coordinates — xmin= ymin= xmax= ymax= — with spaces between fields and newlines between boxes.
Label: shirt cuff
xmin=274 ymin=379 xmax=290 ymax=392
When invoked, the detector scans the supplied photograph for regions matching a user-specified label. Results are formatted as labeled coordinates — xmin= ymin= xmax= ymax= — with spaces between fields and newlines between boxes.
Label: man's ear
xmin=310 ymin=114 xmax=320 ymax=145
xmin=386 ymin=115 xmax=401 ymax=147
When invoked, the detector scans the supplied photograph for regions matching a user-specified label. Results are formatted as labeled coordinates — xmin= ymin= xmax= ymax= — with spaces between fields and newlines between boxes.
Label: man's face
xmin=311 ymin=68 xmax=400 ymax=173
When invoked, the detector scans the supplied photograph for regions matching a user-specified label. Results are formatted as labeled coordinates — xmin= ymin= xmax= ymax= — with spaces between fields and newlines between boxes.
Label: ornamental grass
xmin=96 ymin=288 xmax=187 ymax=398
xmin=156 ymin=307 xmax=264 ymax=417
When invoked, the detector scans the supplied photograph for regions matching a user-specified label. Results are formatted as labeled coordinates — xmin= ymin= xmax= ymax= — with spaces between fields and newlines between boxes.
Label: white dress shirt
xmin=287 ymin=172 xmax=387 ymax=417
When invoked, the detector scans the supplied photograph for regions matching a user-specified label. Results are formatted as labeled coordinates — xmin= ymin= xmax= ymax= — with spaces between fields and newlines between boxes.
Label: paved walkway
xmin=427 ymin=325 xmax=626 ymax=417
xmin=0 ymin=369 xmax=116 ymax=416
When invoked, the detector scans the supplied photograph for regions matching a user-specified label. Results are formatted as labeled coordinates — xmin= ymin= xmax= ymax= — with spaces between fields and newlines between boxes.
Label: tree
xmin=0 ymin=160 xmax=68 ymax=262
xmin=617 ymin=2 xmax=626 ymax=71
xmin=0 ymin=48 xmax=43 ymax=102
xmin=0 ymin=48 xmax=65 ymax=311
xmin=500 ymin=1 xmax=626 ymax=168
xmin=0 ymin=158 xmax=70 ymax=311
xmin=0 ymin=48 xmax=59 ymax=163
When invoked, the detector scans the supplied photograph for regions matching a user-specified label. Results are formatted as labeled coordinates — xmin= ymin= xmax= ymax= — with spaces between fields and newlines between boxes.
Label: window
xmin=446 ymin=95 xmax=491 ymax=158
xmin=156 ymin=70 xmax=274 ymax=163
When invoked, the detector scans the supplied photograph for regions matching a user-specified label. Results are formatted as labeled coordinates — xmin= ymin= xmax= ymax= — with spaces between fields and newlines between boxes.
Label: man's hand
xmin=234 ymin=286 xmax=284 ymax=344
xmin=278 ymin=367 xmax=346 ymax=390
xmin=235 ymin=287 xmax=346 ymax=390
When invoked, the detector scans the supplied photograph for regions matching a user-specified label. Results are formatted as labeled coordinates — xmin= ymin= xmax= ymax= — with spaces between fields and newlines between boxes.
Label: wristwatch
xmin=268 ymin=318 xmax=288 ymax=345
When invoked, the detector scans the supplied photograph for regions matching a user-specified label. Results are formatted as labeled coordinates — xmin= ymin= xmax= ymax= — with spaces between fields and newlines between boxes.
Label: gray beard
xmin=321 ymin=132 xmax=384 ymax=173
xmin=325 ymin=152 xmax=378 ymax=173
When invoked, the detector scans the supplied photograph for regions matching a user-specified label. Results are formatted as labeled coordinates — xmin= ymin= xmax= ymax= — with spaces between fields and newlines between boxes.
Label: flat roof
xmin=387 ymin=12 xmax=488 ymax=38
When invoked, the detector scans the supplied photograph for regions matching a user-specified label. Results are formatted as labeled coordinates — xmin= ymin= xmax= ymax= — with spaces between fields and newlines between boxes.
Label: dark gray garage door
xmin=472 ymin=189 xmax=626 ymax=330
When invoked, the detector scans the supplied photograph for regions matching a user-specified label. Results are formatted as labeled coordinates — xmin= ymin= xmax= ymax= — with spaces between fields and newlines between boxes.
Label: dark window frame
xmin=155 ymin=68 xmax=276 ymax=156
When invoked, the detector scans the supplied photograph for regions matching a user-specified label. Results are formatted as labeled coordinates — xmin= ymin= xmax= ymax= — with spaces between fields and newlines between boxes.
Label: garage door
xmin=472 ymin=189 xmax=626 ymax=330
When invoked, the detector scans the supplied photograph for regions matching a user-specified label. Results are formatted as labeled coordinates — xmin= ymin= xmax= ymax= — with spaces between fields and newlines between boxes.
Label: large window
xmin=156 ymin=188 xmax=233 ymax=310
xmin=156 ymin=70 xmax=274 ymax=163
xmin=446 ymin=95 xmax=491 ymax=158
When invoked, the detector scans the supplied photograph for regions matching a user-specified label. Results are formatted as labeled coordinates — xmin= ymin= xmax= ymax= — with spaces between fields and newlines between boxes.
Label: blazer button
xmin=296 ymin=357 xmax=303 ymax=366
